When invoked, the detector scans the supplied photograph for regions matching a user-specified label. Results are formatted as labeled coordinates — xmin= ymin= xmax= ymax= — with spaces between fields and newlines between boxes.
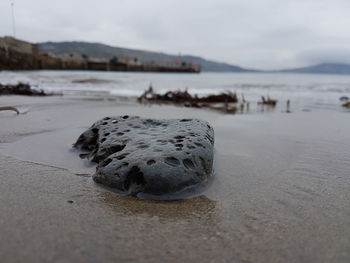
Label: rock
xmin=74 ymin=116 xmax=215 ymax=200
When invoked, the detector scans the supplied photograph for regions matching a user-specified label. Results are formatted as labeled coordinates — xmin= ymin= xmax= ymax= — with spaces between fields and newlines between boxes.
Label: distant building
xmin=0 ymin=36 xmax=200 ymax=73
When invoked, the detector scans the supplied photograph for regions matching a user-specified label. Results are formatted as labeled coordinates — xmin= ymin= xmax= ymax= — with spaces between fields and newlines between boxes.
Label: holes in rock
xmin=194 ymin=142 xmax=204 ymax=148
xmin=183 ymin=158 xmax=195 ymax=170
xmin=116 ymin=132 xmax=124 ymax=136
xmin=101 ymin=158 xmax=112 ymax=167
xmin=104 ymin=132 xmax=110 ymax=136
xmin=176 ymin=139 xmax=184 ymax=143
xmin=174 ymin=135 xmax=185 ymax=140
xmin=147 ymin=120 xmax=162 ymax=126
xmin=164 ymin=157 xmax=180 ymax=167
xmin=180 ymin=119 xmax=191 ymax=122
xmin=147 ymin=159 xmax=156 ymax=165
xmin=206 ymin=135 xmax=214 ymax=144
xmin=199 ymin=156 xmax=209 ymax=173
xmin=109 ymin=144 xmax=126 ymax=154
xmin=101 ymin=138 xmax=106 ymax=143
xmin=187 ymin=145 xmax=196 ymax=149
xmin=156 ymin=139 xmax=167 ymax=145
xmin=137 ymin=145 xmax=148 ymax=149
xmin=92 ymin=128 xmax=99 ymax=134
xmin=122 ymin=115 xmax=129 ymax=119
xmin=103 ymin=117 xmax=111 ymax=120
xmin=175 ymin=143 xmax=183 ymax=148
xmin=79 ymin=153 xmax=89 ymax=159
xmin=124 ymin=129 xmax=131 ymax=133
xmin=102 ymin=122 xmax=108 ymax=125
xmin=115 ymin=153 xmax=129 ymax=160
xmin=124 ymin=166 xmax=146 ymax=194
xmin=117 ymin=162 xmax=129 ymax=169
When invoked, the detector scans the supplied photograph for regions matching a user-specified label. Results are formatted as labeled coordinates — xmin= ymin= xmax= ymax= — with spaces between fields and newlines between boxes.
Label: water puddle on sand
xmin=0 ymin=127 xmax=96 ymax=175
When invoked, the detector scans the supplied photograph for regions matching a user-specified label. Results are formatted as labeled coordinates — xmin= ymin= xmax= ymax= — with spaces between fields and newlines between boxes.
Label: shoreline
xmin=1 ymin=95 xmax=350 ymax=262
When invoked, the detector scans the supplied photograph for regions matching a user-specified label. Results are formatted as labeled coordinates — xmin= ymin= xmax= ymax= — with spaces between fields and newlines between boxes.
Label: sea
xmin=1 ymin=70 xmax=350 ymax=112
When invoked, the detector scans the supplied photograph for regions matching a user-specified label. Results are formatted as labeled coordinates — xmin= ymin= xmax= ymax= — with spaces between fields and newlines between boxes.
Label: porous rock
xmin=74 ymin=116 xmax=214 ymax=199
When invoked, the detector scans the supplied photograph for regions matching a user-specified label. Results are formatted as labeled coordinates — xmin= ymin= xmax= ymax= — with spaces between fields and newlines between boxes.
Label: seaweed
xmin=0 ymin=83 xmax=48 ymax=96
xmin=342 ymin=101 xmax=350 ymax=108
xmin=258 ymin=96 xmax=278 ymax=106
xmin=138 ymin=86 xmax=237 ymax=104
xmin=138 ymin=86 xmax=239 ymax=113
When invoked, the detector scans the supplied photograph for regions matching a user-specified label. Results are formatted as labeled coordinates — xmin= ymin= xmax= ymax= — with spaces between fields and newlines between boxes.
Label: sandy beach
xmin=1 ymin=94 xmax=350 ymax=263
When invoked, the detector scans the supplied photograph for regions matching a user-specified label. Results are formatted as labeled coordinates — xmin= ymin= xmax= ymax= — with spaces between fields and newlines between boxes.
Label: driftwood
xmin=138 ymin=86 xmax=238 ymax=112
xmin=258 ymin=96 xmax=278 ymax=106
xmin=0 ymin=106 xmax=20 ymax=114
xmin=0 ymin=83 xmax=47 ymax=96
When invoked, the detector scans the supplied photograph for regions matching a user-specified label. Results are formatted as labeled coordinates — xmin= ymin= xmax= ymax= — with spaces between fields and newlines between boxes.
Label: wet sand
xmin=0 ymin=95 xmax=350 ymax=263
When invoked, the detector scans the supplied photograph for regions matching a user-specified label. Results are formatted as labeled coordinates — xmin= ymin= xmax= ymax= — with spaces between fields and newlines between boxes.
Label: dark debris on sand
xmin=258 ymin=96 xmax=278 ymax=106
xmin=0 ymin=83 xmax=48 ymax=96
xmin=342 ymin=101 xmax=350 ymax=108
xmin=138 ymin=86 xmax=282 ymax=114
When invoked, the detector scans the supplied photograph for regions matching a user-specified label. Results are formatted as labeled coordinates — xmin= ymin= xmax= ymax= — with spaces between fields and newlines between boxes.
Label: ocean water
xmin=1 ymin=70 xmax=350 ymax=111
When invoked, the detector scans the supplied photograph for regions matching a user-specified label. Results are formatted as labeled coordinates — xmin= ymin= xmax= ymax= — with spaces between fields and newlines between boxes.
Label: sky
xmin=1 ymin=0 xmax=350 ymax=70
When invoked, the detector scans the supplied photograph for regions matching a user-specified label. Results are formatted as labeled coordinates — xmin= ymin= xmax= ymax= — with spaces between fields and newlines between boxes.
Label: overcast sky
xmin=1 ymin=0 xmax=350 ymax=70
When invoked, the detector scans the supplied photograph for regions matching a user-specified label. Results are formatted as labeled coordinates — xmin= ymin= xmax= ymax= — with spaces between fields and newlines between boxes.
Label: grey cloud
xmin=297 ymin=47 xmax=350 ymax=66
xmin=1 ymin=0 xmax=350 ymax=69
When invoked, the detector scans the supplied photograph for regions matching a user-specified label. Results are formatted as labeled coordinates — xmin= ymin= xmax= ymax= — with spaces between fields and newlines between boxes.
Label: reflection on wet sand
xmin=99 ymin=191 xmax=217 ymax=222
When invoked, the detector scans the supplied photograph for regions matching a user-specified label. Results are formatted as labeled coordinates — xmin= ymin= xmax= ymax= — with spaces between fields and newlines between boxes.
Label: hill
xmin=279 ymin=63 xmax=350 ymax=74
xmin=37 ymin=41 xmax=255 ymax=72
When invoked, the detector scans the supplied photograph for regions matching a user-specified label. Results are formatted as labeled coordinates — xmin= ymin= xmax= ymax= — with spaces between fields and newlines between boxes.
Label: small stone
xmin=73 ymin=116 xmax=214 ymax=200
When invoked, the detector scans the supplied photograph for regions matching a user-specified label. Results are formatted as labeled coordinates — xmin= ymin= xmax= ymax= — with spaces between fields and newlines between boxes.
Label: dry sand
xmin=0 ymin=95 xmax=350 ymax=263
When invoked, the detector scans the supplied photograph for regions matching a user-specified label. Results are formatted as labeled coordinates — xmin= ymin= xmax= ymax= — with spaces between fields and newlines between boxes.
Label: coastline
xmin=1 ymin=95 xmax=350 ymax=262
